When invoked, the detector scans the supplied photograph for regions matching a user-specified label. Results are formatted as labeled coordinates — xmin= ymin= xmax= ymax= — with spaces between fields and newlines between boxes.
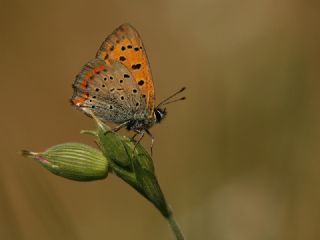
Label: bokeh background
xmin=1 ymin=0 xmax=320 ymax=239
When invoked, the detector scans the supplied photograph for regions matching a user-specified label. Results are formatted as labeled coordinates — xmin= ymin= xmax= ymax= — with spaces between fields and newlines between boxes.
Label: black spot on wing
xmin=132 ymin=64 xmax=141 ymax=70
xmin=138 ymin=80 xmax=144 ymax=86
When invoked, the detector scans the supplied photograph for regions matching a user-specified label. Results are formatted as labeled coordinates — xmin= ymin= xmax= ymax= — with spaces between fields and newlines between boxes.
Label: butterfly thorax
xmin=126 ymin=107 xmax=166 ymax=131
xmin=126 ymin=113 xmax=155 ymax=131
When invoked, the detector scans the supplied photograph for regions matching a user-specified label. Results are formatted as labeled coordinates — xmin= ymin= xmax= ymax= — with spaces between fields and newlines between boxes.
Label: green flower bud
xmin=21 ymin=143 xmax=108 ymax=181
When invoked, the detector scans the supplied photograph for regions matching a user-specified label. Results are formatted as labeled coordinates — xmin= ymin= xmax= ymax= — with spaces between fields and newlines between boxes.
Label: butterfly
xmin=71 ymin=24 xmax=185 ymax=151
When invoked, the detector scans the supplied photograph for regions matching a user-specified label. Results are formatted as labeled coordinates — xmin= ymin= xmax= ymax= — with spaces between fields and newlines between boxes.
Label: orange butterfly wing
xmin=96 ymin=24 xmax=155 ymax=116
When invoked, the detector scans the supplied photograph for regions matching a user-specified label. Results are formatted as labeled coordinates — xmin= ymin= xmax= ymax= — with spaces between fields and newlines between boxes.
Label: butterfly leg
xmin=131 ymin=131 xmax=140 ymax=141
xmin=145 ymin=129 xmax=154 ymax=156
xmin=112 ymin=122 xmax=129 ymax=132
xmin=132 ymin=130 xmax=145 ymax=154
xmin=104 ymin=121 xmax=129 ymax=135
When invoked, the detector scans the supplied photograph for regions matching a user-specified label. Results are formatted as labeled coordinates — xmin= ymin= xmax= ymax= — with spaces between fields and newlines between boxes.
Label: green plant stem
xmin=167 ymin=212 xmax=184 ymax=240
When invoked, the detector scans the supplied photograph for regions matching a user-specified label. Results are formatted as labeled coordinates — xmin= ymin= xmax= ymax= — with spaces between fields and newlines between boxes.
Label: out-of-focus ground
xmin=1 ymin=0 xmax=320 ymax=239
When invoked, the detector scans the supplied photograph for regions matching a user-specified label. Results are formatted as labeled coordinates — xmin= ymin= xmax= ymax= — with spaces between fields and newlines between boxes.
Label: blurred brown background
xmin=1 ymin=0 xmax=320 ymax=239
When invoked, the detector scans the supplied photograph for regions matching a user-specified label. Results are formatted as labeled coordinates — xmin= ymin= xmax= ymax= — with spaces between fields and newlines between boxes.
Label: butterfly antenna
xmin=157 ymin=87 xmax=186 ymax=107
xmin=161 ymin=97 xmax=186 ymax=106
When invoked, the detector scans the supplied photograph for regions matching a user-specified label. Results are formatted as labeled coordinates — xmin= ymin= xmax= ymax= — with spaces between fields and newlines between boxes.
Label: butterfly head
xmin=154 ymin=107 xmax=167 ymax=123
xmin=153 ymin=87 xmax=186 ymax=124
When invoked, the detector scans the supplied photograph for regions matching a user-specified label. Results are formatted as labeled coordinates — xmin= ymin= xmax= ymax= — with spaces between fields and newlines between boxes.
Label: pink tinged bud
xmin=21 ymin=143 xmax=108 ymax=181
